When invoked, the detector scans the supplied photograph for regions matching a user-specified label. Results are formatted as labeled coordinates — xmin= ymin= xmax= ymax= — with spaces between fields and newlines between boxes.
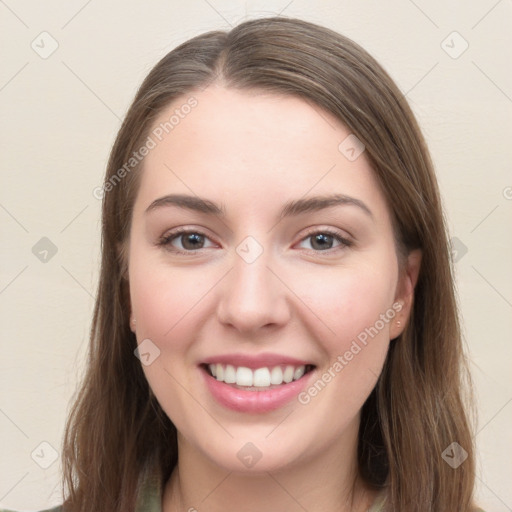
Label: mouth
xmin=199 ymin=357 xmax=317 ymax=413
xmin=202 ymin=363 xmax=316 ymax=391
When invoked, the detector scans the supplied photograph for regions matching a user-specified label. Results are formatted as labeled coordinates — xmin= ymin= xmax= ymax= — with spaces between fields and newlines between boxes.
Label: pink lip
xmin=202 ymin=352 xmax=312 ymax=369
xmin=201 ymin=365 xmax=315 ymax=414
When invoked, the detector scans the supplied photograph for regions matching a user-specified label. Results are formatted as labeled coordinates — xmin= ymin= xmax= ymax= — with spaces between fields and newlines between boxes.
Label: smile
xmin=200 ymin=354 xmax=316 ymax=413
xmin=206 ymin=363 xmax=314 ymax=389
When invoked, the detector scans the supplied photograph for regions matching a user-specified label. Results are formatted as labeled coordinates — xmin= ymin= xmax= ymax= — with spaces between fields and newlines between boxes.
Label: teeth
xmin=270 ymin=366 xmax=283 ymax=385
xmin=208 ymin=363 xmax=308 ymax=387
xmin=283 ymin=365 xmax=294 ymax=383
xmin=253 ymin=368 xmax=271 ymax=387
xmin=294 ymin=366 xmax=305 ymax=380
xmin=236 ymin=367 xmax=253 ymax=386
xmin=224 ymin=364 xmax=236 ymax=384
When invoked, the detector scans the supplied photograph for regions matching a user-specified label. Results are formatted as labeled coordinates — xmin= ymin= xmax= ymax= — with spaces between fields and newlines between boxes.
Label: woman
xmin=2 ymin=16 xmax=483 ymax=512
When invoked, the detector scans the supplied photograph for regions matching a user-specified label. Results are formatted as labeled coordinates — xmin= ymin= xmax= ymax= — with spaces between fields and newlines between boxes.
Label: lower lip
xmin=202 ymin=367 xmax=314 ymax=413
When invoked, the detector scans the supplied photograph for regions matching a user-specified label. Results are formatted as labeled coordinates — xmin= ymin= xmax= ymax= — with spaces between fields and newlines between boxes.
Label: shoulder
xmin=367 ymin=488 xmax=387 ymax=512
xmin=0 ymin=464 xmax=162 ymax=512
xmin=365 ymin=491 xmax=487 ymax=512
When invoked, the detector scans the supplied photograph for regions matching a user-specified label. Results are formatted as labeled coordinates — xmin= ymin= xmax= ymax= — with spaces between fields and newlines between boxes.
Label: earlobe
xmin=391 ymin=249 xmax=422 ymax=339
xmin=130 ymin=313 xmax=136 ymax=333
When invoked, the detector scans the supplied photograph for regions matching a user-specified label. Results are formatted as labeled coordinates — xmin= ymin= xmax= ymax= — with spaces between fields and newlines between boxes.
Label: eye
xmin=297 ymin=229 xmax=352 ymax=252
xmin=158 ymin=229 xmax=217 ymax=253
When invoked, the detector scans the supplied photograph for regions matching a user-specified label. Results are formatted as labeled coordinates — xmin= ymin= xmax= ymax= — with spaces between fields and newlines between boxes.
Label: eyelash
xmin=157 ymin=227 xmax=353 ymax=256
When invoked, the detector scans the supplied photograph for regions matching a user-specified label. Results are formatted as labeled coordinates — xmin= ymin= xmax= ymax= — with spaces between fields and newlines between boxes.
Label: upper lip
xmin=201 ymin=352 xmax=314 ymax=369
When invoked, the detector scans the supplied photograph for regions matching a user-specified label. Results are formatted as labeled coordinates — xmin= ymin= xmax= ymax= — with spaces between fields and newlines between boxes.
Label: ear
xmin=129 ymin=312 xmax=136 ymax=333
xmin=389 ymin=249 xmax=422 ymax=340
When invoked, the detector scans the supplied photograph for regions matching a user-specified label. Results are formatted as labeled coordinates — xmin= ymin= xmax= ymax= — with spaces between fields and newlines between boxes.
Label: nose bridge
xmin=216 ymin=237 xmax=290 ymax=333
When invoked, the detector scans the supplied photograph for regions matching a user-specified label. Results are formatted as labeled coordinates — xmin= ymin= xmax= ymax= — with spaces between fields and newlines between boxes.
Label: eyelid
xmin=157 ymin=227 xmax=219 ymax=254
xmin=157 ymin=226 xmax=353 ymax=255
xmin=295 ymin=226 xmax=353 ymax=252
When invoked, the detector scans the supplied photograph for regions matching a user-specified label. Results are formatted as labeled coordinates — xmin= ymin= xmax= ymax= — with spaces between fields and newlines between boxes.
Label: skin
xmin=127 ymin=85 xmax=421 ymax=512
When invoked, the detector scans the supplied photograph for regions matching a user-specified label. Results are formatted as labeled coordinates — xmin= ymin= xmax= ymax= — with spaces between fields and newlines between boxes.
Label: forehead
xmin=135 ymin=85 xmax=389 ymax=220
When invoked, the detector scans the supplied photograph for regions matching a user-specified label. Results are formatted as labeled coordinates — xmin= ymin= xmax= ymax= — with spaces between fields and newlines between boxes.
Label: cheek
xmin=128 ymin=255 xmax=215 ymax=430
xmin=129 ymin=253 xmax=211 ymax=345
xmin=294 ymin=259 xmax=398 ymax=352
xmin=294 ymin=266 xmax=396 ymax=428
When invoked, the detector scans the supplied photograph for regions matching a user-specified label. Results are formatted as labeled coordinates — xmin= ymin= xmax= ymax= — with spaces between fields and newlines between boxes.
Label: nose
xmin=216 ymin=247 xmax=291 ymax=335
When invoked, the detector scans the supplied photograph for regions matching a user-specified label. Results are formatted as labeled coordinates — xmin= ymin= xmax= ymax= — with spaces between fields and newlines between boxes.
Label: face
xmin=127 ymin=85 xmax=417 ymax=473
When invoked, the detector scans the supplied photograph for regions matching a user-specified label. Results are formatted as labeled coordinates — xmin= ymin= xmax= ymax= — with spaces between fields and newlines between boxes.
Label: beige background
xmin=1 ymin=1 xmax=511 ymax=510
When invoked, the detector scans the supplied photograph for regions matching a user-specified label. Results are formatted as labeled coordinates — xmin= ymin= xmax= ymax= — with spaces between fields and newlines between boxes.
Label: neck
xmin=162 ymin=419 xmax=376 ymax=512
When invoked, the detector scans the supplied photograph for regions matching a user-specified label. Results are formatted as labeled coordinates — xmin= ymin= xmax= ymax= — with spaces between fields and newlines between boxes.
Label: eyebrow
xmin=145 ymin=193 xmax=373 ymax=219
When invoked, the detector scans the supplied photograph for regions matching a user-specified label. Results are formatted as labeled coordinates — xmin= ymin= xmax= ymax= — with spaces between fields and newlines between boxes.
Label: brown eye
xmin=298 ymin=230 xmax=352 ymax=252
xmin=158 ymin=229 xmax=216 ymax=253
xmin=179 ymin=233 xmax=206 ymax=250
xmin=310 ymin=233 xmax=335 ymax=250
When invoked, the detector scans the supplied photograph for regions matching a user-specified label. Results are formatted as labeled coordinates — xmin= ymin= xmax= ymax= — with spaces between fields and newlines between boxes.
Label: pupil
xmin=183 ymin=233 xmax=204 ymax=250
xmin=312 ymin=233 xmax=333 ymax=250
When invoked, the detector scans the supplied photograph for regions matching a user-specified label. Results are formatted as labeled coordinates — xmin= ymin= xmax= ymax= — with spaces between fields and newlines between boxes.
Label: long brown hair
xmin=61 ymin=16 xmax=476 ymax=511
